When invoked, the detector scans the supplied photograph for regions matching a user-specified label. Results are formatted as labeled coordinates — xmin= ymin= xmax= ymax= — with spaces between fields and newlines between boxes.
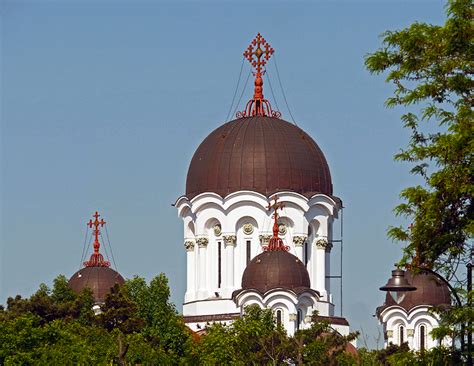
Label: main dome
xmin=186 ymin=116 xmax=332 ymax=199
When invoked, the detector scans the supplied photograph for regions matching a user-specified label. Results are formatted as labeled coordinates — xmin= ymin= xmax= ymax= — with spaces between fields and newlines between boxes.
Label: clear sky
xmin=1 ymin=0 xmax=446 ymax=348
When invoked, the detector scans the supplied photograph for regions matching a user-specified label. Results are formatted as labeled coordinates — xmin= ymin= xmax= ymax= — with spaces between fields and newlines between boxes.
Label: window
xmin=276 ymin=310 xmax=282 ymax=327
xmin=399 ymin=325 xmax=405 ymax=345
xmin=297 ymin=310 xmax=302 ymax=330
xmin=246 ymin=240 xmax=251 ymax=265
xmin=304 ymin=242 xmax=309 ymax=266
xmin=419 ymin=324 xmax=426 ymax=351
xmin=217 ymin=241 xmax=222 ymax=288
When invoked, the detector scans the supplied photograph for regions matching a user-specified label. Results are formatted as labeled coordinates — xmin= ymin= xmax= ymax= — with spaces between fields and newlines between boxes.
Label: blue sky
xmin=1 ymin=0 xmax=446 ymax=348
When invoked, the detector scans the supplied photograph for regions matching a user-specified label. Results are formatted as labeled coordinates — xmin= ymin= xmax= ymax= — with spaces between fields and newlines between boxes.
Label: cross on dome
xmin=264 ymin=196 xmax=289 ymax=251
xmin=237 ymin=33 xmax=281 ymax=119
xmin=84 ymin=211 xmax=110 ymax=267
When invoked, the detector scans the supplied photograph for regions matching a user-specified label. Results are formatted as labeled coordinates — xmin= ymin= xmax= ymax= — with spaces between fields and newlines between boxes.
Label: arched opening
xmin=297 ymin=309 xmax=303 ymax=330
xmin=276 ymin=310 xmax=282 ymax=327
xmin=419 ymin=324 xmax=426 ymax=351
xmin=399 ymin=325 xmax=405 ymax=345
xmin=217 ymin=240 xmax=222 ymax=288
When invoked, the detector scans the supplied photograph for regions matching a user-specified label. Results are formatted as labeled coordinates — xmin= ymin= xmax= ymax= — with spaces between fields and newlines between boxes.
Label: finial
xmin=264 ymin=196 xmax=289 ymax=251
xmin=237 ymin=33 xmax=281 ymax=119
xmin=84 ymin=211 xmax=110 ymax=267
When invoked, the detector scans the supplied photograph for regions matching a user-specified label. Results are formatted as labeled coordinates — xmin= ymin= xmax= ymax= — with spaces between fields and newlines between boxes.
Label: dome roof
xmin=379 ymin=271 xmax=451 ymax=313
xmin=186 ymin=116 xmax=332 ymax=200
xmin=239 ymin=250 xmax=311 ymax=294
xmin=68 ymin=266 xmax=125 ymax=303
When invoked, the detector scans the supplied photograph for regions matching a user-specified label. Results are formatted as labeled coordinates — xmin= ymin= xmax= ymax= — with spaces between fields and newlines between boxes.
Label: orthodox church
xmin=174 ymin=34 xmax=349 ymax=337
xmin=66 ymin=34 xmax=452 ymax=347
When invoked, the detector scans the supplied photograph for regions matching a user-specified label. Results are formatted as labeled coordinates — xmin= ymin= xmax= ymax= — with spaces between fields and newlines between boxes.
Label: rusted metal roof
xmin=68 ymin=266 xmax=125 ymax=303
xmin=237 ymin=250 xmax=311 ymax=295
xmin=186 ymin=116 xmax=333 ymax=199
xmin=377 ymin=271 xmax=451 ymax=314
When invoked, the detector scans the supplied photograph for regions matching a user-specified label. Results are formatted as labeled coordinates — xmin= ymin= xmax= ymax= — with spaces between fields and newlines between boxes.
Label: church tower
xmin=175 ymin=34 xmax=348 ymax=335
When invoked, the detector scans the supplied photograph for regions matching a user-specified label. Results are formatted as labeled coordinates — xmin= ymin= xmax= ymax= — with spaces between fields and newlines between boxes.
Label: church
xmin=67 ymin=33 xmax=451 ymax=349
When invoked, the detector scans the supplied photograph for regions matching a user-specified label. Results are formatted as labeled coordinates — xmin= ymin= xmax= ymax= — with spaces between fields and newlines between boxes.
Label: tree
xmin=365 ymin=0 xmax=473 ymax=273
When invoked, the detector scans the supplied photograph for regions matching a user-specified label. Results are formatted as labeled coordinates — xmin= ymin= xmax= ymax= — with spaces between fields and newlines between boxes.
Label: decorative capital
xmin=242 ymin=223 xmax=254 ymax=235
xmin=386 ymin=330 xmax=393 ymax=338
xmin=315 ymin=238 xmax=328 ymax=249
xmin=289 ymin=313 xmax=297 ymax=321
xmin=223 ymin=235 xmax=237 ymax=247
xmin=259 ymin=234 xmax=272 ymax=246
xmin=184 ymin=240 xmax=195 ymax=252
xmin=407 ymin=328 xmax=414 ymax=337
xmin=196 ymin=237 xmax=209 ymax=248
xmin=293 ymin=236 xmax=307 ymax=247
xmin=304 ymin=315 xmax=312 ymax=323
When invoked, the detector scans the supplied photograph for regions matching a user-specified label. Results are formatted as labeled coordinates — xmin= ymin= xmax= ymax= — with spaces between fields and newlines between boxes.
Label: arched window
xmin=297 ymin=310 xmax=302 ymax=330
xmin=276 ymin=310 xmax=282 ymax=327
xmin=217 ymin=241 xmax=222 ymax=288
xmin=304 ymin=242 xmax=309 ymax=267
xmin=399 ymin=325 xmax=405 ymax=345
xmin=246 ymin=240 xmax=251 ymax=265
xmin=419 ymin=324 xmax=426 ymax=351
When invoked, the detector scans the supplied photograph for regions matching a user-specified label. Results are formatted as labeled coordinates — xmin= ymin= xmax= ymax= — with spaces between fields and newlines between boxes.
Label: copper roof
xmin=377 ymin=271 xmax=451 ymax=314
xmin=68 ymin=266 xmax=125 ymax=303
xmin=186 ymin=116 xmax=332 ymax=199
xmin=235 ymin=250 xmax=312 ymax=295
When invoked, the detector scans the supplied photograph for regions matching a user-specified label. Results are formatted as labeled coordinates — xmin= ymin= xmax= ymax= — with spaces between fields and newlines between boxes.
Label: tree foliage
xmin=365 ymin=0 xmax=473 ymax=272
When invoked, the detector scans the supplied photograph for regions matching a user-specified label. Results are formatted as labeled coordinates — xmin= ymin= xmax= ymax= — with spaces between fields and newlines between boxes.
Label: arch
xmin=276 ymin=309 xmax=283 ymax=327
xmin=297 ymin=309 xmax=303 ymax=330
xmin=398 ymin=324 xmax=405 ymax=345
xmin=418 ymin=323 xmax=427 ymax=351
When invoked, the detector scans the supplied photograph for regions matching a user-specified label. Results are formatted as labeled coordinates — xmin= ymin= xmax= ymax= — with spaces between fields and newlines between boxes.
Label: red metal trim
xmin=264 ymin=196 xmax=289 ymax=251
xmin=237 ymin=33 xmax=281 ymax=119
xmin=83 ymin=211 xmax=110 ymax=267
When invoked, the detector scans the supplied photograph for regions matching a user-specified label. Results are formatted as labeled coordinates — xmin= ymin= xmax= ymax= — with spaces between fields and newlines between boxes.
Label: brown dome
xmin=186 ymin=117 xmax=332 ymax=199
xmin=379 ymin=271 xmax=451 ymax=313
xmin=239 ymin=251 xmax=311 ymax=294
xmin=68 ymin=266 xmax=125 ymax=303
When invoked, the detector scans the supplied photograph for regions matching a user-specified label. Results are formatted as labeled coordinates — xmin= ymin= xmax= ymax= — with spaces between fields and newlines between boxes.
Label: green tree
xmin=365 ymin=0 xmax=473 ymax=271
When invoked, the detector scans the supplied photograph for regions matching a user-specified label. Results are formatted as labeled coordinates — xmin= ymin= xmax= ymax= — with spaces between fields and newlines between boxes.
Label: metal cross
xmin=243 ymin=33 xmax=274 ymax=74
xmin=88 ymin=211 xmax=106 ymax=243
xmin=267 ymin=196 xmax=284 ymax=219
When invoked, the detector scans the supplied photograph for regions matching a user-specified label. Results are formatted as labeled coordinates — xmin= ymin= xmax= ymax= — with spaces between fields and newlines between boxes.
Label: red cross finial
xmin=237 ymin=33 xmax=281 ymax=119
xmin=84 ymin=211 xmax=110 ymax=267
xmin=264 ymin=196 xmax=289 ymax=251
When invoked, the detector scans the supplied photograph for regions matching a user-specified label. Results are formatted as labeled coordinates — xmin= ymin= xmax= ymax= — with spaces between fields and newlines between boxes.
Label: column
xmin=325 ymin=242 xmax=333 ymax=302
xmin=223 ymin=235 xmax=236 ymax=292
xmin=407 ymin=328 xmax=415 ymax=349
xmin=293 ymin=236 xmax=306 ymax=262
xmin=314 ymin=238 xmax=328 ymax=299
xmin=196 ymin=237 xmax=208 ymax=298
xmin=184 ymin=240 xmax=196 ymax=302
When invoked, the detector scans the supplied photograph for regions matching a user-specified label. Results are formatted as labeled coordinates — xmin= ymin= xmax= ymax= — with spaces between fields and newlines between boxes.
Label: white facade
xmin=176 ymin=190 xmax=344 ymax=334
xmin=378 ymin=305 xmax=450 ymax=351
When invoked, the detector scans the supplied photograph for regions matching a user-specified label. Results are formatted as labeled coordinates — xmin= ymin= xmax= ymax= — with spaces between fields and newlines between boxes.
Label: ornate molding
xmin=293 ymin=236 xmax=307 ymax=247
xmin=259 ymin=234 xmax=272 ymax=246
xmin=184 ymin=240 xmax=195 ymax=252
xmin=242 ymin=223 xmax=254 ymax=235
xmin=407 ymin=329 xmax=414 ymax=337
xmin=315 ymin=238 xmax=328 ymax=249
xmin=196 ymin=237 xmax=209 ymax=248
xmin=386 ymin=330 xmax=393 ymax=338
xmin=223 ymin=235 xmax=237 ymax=247
xmin=289 ymin=313 xmax=297 ymax=321
xmin=213 ymin=224 xmax=222 ymax=237
xmin=278 ymin=223 xmax=287 ymax=235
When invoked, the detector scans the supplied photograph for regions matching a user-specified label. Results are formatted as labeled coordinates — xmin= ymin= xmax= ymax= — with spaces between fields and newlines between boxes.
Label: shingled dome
xmin=186 ymin=116 xmax=332 ymax=200
xmin=378 ymin=271 xmax=451 ymax=313
xmin=69 ymin=266 xmax=125 ymax=303
xmin=239 ymin=250 xmax=311 ymax=294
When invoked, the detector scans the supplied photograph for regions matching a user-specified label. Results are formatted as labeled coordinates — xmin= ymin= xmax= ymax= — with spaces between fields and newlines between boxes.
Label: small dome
xmin=186 ymin=117 xmax=332 ymax=199
xmin=240 ymin=250 xmax=311 ymax=294
xmin=381 ymin=271 xmax=451 ymax=312
xmin=68 ymin=266 xmax=125 ymax=303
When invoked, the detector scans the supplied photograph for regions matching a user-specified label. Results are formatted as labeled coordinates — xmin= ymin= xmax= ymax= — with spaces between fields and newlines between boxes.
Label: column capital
xmin=407 ymin=328 xmax=414 ymax=337
xmin=293 ymin=235 xmax=307 ymax=247
xmin=386 ymin=330 xmax=393 ymax=338
xmin=223 ymin=234 xmax=237 ymax=247
xmin=315 ymin=238 xmax=333 ymax=252
xmin=196 ymin=237 xmax=209 ymax=248
xmin=184 ymin=240 xmax=195 ymax=252
xmin=259 ymin=234 xmax=272 ymax=246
